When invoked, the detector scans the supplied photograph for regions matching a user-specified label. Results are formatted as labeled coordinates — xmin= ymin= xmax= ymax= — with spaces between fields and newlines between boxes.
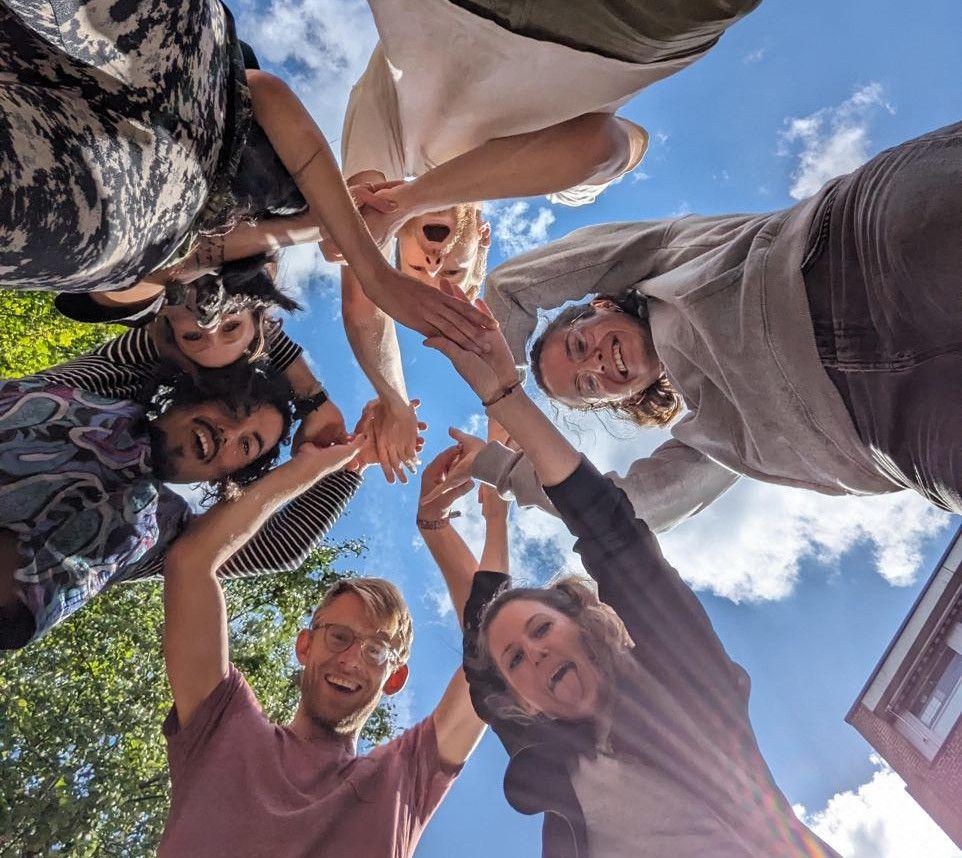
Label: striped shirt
xmin=20 ymin=336 xmax=360 ymax=584
xmin=35 ymin=322 xmax=303 ymax=402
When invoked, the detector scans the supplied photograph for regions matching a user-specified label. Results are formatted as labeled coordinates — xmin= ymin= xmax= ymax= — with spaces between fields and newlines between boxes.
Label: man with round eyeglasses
xmin=159 ymin=510 xmax=486 ymax=858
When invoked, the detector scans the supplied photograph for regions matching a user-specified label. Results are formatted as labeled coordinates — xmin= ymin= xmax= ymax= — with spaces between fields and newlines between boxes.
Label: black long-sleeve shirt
xmin=464 ymin=457 xmax=839 ymax=858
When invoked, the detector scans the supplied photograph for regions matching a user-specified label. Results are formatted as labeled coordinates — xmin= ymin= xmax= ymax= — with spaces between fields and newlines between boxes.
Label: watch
xmin=293 ymin=388 xmax=329 ymax=420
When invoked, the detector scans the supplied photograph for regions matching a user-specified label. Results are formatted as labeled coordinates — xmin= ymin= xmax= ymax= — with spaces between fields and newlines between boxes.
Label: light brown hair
xmin=529 ymin=294 xmax=683 ymax=429
xmin=473 ymin=575 xmax=634 ymax=725
xmin=313 ymin=578 xmax=414 ymax=665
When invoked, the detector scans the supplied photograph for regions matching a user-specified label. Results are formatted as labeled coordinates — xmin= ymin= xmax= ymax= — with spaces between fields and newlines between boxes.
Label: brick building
xmin=847 ymin=526 xmax=962 ymax=848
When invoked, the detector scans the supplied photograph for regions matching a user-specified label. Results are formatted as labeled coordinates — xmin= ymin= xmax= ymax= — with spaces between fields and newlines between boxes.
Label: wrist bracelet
xmin=482 ymin=380 xmax=521 ymax=409
xmin=293 ymin=388 xmax=329 ymax=420
xmin=417 ymin=511 xmax=462 ymax=530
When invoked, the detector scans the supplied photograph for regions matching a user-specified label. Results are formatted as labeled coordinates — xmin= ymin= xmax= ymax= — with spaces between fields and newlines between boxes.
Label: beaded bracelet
xmin=481 ymin=380 xmax=521 ymax=409
xmin=416 ymin=511 xmax=462 ymax=530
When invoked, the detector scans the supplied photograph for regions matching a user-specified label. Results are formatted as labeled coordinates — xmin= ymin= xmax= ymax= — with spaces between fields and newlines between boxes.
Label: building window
xmin=896 ymin=623 xmax=962 ymax=759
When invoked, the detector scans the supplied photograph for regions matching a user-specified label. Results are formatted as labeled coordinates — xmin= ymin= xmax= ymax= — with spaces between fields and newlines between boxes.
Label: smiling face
xmin=485 ymin=598 xmax=603 ymax=722
xmin=148 ymin=398 xmax=283 ymax=484
xmin=162 ymin=306 xmax=258 ymax=368
xmin=396 ymin=204 xmax=490 ymax=295
xmin=536 ymin=301 xmax=661 ymax=409
xmin=295 ymin=591 xmax=406 ymax=736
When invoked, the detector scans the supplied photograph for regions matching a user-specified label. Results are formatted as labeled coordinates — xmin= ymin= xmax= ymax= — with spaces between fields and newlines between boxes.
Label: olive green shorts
xmin=447 ymin=0 xmax=762 ymax=63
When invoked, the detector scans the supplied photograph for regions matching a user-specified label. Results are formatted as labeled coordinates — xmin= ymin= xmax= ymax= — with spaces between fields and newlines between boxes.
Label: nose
xmin=335 ymin=643 xmax=365 ymax=673
xmin=526 ymin=641 xmax=550 ymax=667
xmin=423 ymin=254 xmax=443 ymax=278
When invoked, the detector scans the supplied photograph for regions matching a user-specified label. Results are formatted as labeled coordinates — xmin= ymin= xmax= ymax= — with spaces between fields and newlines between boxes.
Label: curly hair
xmin=471 ymin=576 xmax=635 ymax=727
xmin=528 ymin=291 xmax=683 ymax=429
xmin=146 ymin=366 xmax=295 ymax=505
xmin=165 ymin=253 xmax=303 ymax=330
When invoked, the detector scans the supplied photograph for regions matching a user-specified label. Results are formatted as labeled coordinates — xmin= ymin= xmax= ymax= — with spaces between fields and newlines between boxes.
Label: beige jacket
xmin=474 ymin=193 xmax=900 ymax=531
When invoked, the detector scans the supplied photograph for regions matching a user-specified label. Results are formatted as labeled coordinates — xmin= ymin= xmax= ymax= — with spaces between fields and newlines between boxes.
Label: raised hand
xmin=287 ymin=433 xmax=367 ymax=484
xmin=370 ymin=268 xmax=494 ymax=352
xmin=364 ymin=397 xmax=428 ymax=484
xmin=319 ymin=178 xmax=407 ymax=260
xmin=419 ymin=443 xmax=476 ymax=522
xmin=421 ymin=427 xmax=486 ymax=506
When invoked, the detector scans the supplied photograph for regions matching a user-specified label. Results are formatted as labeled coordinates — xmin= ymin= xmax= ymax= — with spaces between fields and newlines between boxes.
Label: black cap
xmin=54 ymin=292 xmax=165 ymax=327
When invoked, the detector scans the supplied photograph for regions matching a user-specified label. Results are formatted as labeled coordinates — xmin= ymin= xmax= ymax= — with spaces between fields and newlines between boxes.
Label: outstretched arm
xmin=163 ymin=438 xmax=364 ymax=728
xmin=384 ymin=115 xmax=646 ymax=223
xmin=245 ymin=70 xmax=491 ymax=346
xmin=417 ymin=445 xmax=495 ymax=766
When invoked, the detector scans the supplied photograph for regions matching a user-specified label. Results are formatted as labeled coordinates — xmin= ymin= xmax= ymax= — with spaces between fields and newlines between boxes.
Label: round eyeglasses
xmin=311 ymin=621 xmax=399 ymax=668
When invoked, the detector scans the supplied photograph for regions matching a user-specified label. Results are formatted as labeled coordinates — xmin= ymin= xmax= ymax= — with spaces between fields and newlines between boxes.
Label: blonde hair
xmin=473 ymin=575 xmax=634 ymax=725
xmin=313 ymin=578 xmax=414 ymax=664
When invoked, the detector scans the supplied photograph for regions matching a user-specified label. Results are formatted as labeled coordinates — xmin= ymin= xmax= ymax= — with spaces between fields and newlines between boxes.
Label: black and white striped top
xmin=34 ymin=322 xmax=304 ymax=402
xmin=119 ymin=469 xmax=362 ymax=582
xmin=23 ymin=333 xmax=361 ymax=583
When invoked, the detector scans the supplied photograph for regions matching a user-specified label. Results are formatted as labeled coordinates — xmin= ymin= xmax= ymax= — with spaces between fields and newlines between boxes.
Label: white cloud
xmin=743 ymin=47 xmax=766 ymax=64
xmin=658 ymin=476 xmax=950 ymax=602
xmin=237 ymin=0 xmax=378 ymax=139
xmin=457 ymin=399 xmax=952 ymax=604
xmin=483 ymin=200 xmax=556 ymax=256
xmin=798 ymin=755 xmax=961 ymax=858
xmin=779 ymin=83 xmax=895 ymax=200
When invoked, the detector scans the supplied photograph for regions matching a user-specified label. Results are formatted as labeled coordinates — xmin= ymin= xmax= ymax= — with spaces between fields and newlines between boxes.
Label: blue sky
xmin=234 ymin=0 xmax=962 ymax=854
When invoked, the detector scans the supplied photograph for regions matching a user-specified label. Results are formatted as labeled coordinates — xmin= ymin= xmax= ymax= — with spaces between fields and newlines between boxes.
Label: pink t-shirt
xmin=159 ymin=666 xmax=460 ymax=857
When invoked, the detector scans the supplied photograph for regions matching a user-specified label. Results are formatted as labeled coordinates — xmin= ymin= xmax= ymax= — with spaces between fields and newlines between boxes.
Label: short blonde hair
xmin=312 ymin=578 xmax=414 ymax=665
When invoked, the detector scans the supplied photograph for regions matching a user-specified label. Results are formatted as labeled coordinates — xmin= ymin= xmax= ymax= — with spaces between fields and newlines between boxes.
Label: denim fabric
xmin=803 ymin=121 xmax=962 ymax=512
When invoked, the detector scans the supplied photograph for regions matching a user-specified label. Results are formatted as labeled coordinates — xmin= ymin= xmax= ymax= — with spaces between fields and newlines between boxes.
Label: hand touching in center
xmin=418 ymin=443 xmax=476 ymax=523
xmin=364 ymin=397 xmax=428 ymax=484
xmin=420 ymin=427 xmax=486 ymax=507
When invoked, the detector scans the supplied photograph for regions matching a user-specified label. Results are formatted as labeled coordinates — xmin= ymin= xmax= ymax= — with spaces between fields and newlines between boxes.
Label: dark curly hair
xmin=165 ymin=253 xmax=303 ymax=330
xmin=146 ymin=365 xmax=295 ymax=504
xmin=528 ymin=291 xmax=683 ymax=429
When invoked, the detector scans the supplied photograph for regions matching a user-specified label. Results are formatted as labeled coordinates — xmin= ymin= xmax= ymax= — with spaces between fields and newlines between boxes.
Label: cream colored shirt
xmin=341 ymin=0 xmax=672 ymax=204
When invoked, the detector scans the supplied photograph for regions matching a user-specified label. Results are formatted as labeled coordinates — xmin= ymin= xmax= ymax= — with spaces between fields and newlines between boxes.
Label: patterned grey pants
xmin=0 ymin=0 xmax=231 ymax=292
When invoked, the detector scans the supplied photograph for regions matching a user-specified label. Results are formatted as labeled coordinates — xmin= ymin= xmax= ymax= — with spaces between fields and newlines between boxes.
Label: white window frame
xmin=894 ymin=623 xmax=962 ymax=760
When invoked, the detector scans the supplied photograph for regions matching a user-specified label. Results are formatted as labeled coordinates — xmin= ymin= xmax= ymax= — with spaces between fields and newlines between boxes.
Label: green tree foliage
xmin=0 ymin=545 xmax=393 ymax=857
xmin=0 ymin=292 xmax=121 ymax=377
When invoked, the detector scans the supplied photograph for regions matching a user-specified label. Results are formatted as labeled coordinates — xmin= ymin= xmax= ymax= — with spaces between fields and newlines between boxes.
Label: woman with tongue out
xmin=425 ymin=320 xmax=841 ymax=858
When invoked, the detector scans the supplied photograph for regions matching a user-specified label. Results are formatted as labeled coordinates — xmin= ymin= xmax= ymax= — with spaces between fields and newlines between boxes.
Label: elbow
xmin=246 ymin=69 xmax=294 ymax=111
xmin=570 ymin=113 xmax=629 ymax=184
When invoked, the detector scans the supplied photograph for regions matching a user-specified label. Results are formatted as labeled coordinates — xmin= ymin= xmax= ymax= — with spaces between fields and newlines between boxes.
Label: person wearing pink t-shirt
xmin=157 ymin=427 xmax=486 ymax=857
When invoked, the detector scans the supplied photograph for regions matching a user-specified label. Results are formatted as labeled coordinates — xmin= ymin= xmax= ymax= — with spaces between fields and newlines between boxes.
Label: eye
xmin=508 ymin=649 xmax=524 ymax=671
xmin=577 ymin=373 xmax=600 ymax=400
xmin=241 ymin=437 xmax=251 ymax=457
xmin=533 ymin=621 xmax=552 ymax=639
xmin=572 ymin=331 xmax=588 ymax=359
xmin=222 ymin=320 xmax=241 ymax=334
xmin=182 ymin=331 xmax=203 ymax=342
xmin=330 ymin=626 xmax=353 ymax=645
xmin=364 ymin=641 xmax=389 ymax=663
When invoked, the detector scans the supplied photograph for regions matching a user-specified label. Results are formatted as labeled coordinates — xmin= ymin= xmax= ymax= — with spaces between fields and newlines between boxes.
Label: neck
xmin=288 ymin=704 xmax=360 ymax=751
xmin=91 ymin=281 xmax=165 ymax=308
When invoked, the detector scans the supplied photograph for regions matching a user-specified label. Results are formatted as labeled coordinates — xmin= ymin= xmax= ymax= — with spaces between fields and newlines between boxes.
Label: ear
xmin=382 ymin=663 xmax=409 ymax=696
xmin=478 ymin=220 xmax=491 ymax=247
xmin=294 ymin=628 xmax=312 ymax=667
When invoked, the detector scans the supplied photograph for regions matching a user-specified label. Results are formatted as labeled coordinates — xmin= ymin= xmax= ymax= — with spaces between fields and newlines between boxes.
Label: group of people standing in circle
xmin=2 ymin=0 xmax=958 ymax=854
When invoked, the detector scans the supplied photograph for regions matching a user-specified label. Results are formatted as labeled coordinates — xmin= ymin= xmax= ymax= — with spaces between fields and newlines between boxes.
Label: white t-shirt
xmin=341 ymin=0 xmax=692 ymax=205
